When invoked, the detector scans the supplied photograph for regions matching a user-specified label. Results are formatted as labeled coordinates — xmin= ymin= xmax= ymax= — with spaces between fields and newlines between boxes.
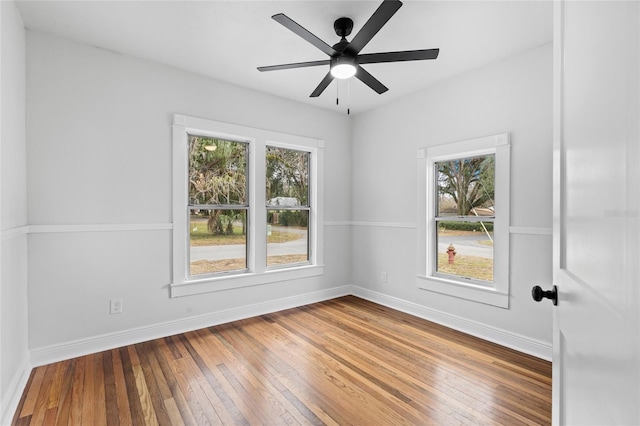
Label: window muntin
xmin=434 ymin=154 xmax=495 ymax=284
xmin=188 ymin=135 xmax=249 ymax=276
xmin=266 ymin=146 xmax=311 ymax=267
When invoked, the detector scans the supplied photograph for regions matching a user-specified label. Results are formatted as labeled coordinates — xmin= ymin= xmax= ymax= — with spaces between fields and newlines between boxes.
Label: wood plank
xmin=133 ymin=364 xmax=159 ymax=426
xmin=135 ymin=342 xmax=172 ymax=426
xmin=93 ymin=352 xmax=108 ymax=425
xmin=53 ymin=358 xmax=77 ymax=426
xmin=174 ymin=336 xmax=240 ymax=425
xmin=171 ymin=357 xmax=221 ymax=425
xmin=102 ymin=349 xmax=120 ymax=426
xmin=11 ymin=296 xmax=551 ymax=426
xmin=17 ymin=365 xmax=46 ymax=418
xmin=68 ymin=356 xmax=86 ymax=426
xmin=29 ymin=364 xmax=58 ymax=426
xmin=47 ymin=360 xmax=69 ymax=409
xmin=111 ymin=348 xmax=133 ymax=426
xmin=119 ymin=346 xmax=146 ymax=425
xmin=81 ymin=353 xmax=96 ymax=425
xmin=152 ymin=338 xmax=199 ymax=425
xmin=162 ymin=397 xmax=185 ymax=426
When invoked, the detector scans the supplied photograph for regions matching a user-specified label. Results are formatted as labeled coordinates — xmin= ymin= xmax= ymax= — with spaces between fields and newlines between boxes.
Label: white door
xmin=551 ymin=1 xmax=640 ymax=424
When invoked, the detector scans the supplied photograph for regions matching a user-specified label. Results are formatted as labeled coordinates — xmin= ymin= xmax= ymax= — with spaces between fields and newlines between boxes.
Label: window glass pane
xmin=436 ymin=220 xmax=493 ymax=283
xmin=188 ymin=136 xmax=247 ymax=206
xmin=266 ymin=146 xmax=309 ymax=207
xmin=436 ymin=154 xmax=495 ymax=217
xmin=266 ymin=210 xmax=309 ymax=267
xmin=189 ymin=209 xmax=247 ymax=275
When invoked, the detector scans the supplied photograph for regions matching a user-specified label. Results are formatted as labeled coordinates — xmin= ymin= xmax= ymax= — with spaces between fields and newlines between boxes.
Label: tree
xmin=188 ymin=136 xmax=247 ymax=235
xmin=266 ymin=146 xmax=309 ymax=204
xmin=437 ymin=155 xmax=494 ymax=216
xmin=266 ymin=147 xmax=309 ymax=226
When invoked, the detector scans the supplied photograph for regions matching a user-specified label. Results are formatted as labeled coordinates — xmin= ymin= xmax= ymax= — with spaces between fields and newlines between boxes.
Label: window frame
xmin=417 ymin=133 xmax=511 ymax=308
xmin=172 ymin=114 xmax=324 ymax=297
xmin=187 ymin=136 xmax=250 ymax=277
xmin=265 ymin=143 xmax=312 ymax=270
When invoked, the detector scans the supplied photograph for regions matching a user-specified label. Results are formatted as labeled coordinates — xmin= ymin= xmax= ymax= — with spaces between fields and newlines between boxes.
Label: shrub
xmin=439 ymin=221 xmax=493 ymax=232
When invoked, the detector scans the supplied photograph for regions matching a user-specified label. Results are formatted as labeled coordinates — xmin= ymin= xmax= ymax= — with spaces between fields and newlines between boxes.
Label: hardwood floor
xmin=13 ymin=296 xmax=551 ymax=425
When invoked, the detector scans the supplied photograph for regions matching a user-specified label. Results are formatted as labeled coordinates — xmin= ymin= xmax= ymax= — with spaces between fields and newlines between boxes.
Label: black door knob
xmin=531 ymin=285 xmax=558 ymax=305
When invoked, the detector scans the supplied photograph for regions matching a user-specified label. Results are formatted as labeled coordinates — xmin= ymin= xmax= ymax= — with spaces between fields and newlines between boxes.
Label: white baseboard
xmin=30 ymin=285 xmax=353 ymax=367
xmin=29 ymin=282 xmax=550 ymax=370
xmin=1 ymin=358 xmax=31 ymax=426
xmin=351 ymin=286 xmax=552 ymax=361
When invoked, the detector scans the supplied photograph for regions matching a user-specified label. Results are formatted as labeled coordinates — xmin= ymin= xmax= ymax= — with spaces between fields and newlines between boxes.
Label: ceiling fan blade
xmin=358 ymin=48 xmax=440 ymax=64
xmin=258 ymin=60 xmax=330 ymax=72
xmin=355 ymin=66 xmax=388 ymax=94
xmin=272 ymin=13 xmax=337 ymax=57
xmin=347 ymin=0 xmax=403 ymax=54
xmin=310 ymin=72 xmax=335 ymax=97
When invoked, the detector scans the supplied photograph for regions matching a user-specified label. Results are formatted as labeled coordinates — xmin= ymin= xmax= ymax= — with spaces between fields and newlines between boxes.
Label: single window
xmin=266 ymin=146 xmax=311 ymax=268
xmin=434 ymin=154 xmax=495 ymax=284
xmin=416 ymin=133 xmax=510 ymax=308
xmin=188 ymin=136 xmax=249 ymax=276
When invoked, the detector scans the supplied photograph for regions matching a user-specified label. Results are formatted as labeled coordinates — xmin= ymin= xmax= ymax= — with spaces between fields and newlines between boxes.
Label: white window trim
xmin=171 ymin=114 xmax=324 ymax=298
xmin=416 ymin=133 xmax=511 ymax=308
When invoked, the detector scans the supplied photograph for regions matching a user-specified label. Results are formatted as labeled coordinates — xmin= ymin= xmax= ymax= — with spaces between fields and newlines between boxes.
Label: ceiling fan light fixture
xmin=330 ymin=57 xmax=357 ymax=79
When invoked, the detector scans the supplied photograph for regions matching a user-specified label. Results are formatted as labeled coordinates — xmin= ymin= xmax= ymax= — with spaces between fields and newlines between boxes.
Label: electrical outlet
xmin=110 ymin=298 xmax=123 ymax=314
xmin=381 ymin=272 xmax=388 ymax=283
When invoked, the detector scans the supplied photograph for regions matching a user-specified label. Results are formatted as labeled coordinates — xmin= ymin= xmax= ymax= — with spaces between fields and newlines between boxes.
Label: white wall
xmin=350 ymin=44 xmax=554 ymax=356
xmin=26 ymin=31 xmax=352 ymax=360
xmin=0 ymin=0 xmax=29 ymax=422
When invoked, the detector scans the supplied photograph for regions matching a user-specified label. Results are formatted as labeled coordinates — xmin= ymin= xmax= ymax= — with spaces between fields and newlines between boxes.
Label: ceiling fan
xmin=257 ymin=0 xmax=439 ymax=98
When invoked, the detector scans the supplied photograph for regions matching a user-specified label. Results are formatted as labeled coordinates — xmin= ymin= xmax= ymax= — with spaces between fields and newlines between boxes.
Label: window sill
xmin=416 ymin=275 xmax=509 ymax=308
xmin=171 ymin=264 xmax=325 ymax=298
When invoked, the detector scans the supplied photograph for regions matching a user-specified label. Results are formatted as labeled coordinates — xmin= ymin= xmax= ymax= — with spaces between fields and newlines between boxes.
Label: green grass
xmin=437 ymin=253 xmax=493 ymax=282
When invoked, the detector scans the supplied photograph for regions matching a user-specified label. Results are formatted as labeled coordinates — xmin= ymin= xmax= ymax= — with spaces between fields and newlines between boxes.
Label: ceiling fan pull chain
xmin=347 ymin=80 xmax=351 ymax=115
xmin=336 ymin=80 xmax=340 ymax=105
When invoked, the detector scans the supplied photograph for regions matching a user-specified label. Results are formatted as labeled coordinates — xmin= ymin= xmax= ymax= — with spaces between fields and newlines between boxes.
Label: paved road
xmin=190 ymin=226 xmax=307 ymax=261
xmin=191 ymin=228 xmax=491 ymax=261
xmin=437 ymin=233 xmax=493 ymax=259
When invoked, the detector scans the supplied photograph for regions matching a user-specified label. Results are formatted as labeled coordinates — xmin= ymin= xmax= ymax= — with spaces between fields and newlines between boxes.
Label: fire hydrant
xmin=447 ymin=244 xmax=456 ymax=264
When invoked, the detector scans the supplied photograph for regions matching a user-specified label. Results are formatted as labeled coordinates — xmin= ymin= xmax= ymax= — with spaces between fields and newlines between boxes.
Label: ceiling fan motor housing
xmin=334 ymin=17 xmax=353 ymax=38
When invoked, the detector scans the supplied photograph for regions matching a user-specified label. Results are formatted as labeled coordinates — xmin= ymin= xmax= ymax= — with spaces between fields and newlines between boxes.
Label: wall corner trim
xmin=1 ymin=358 xmax=32 ymax=426
xmin=0 ymin=225 xmax=29 ymax=241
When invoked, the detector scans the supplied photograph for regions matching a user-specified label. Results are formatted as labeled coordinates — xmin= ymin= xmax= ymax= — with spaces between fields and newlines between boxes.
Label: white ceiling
xmin=16 ymin=0 xmax=553 ymax=115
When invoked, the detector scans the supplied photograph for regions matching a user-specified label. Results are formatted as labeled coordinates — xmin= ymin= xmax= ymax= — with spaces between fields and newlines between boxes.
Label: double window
xmin=417 ymin=133 xmax=511 ymax=308
xmin=172 ymin=115 xmax=324 ymax=297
